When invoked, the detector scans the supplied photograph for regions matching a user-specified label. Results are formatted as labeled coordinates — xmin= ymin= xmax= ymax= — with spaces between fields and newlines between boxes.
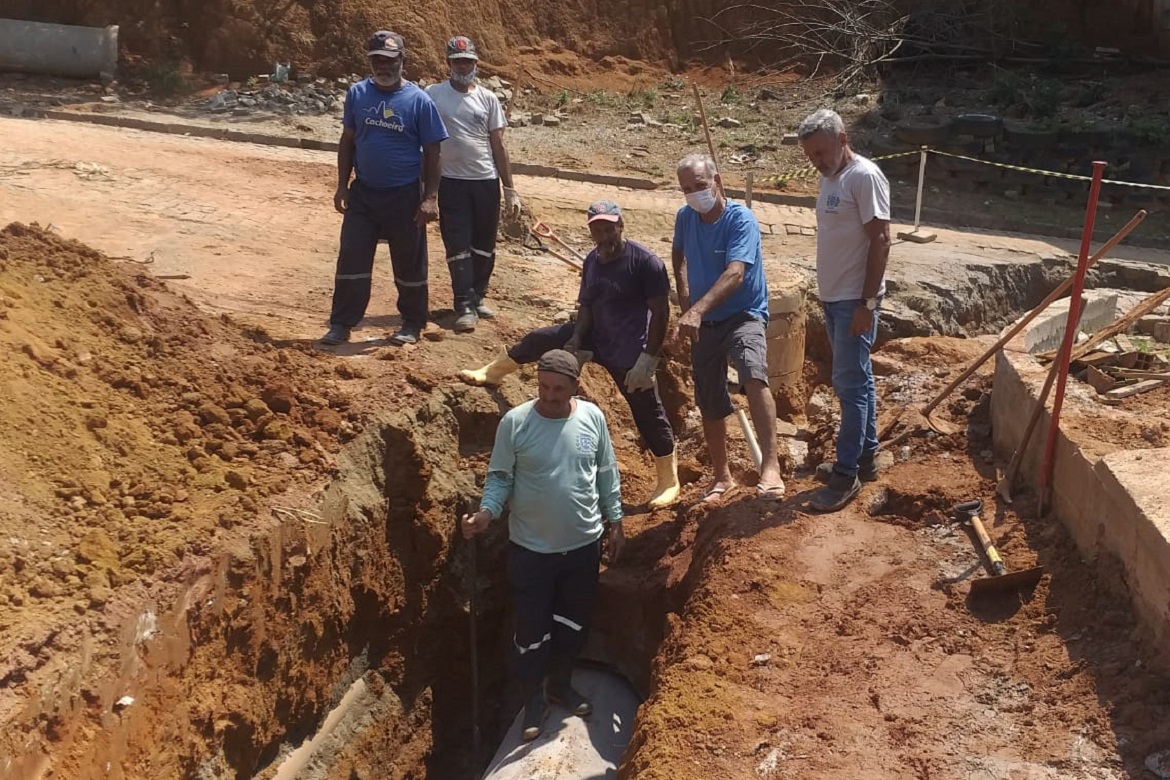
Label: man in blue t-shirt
xmin=458 ymin=200 xmax=681 ymax=509
xmin=320 ymin=30 xmax=449 ymax=347
xmin=672 ymin=153 xmax=785 ymax=502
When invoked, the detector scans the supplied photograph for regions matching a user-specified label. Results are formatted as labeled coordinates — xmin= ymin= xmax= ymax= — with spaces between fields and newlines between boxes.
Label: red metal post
xmin=1037 ymin=161 xmax=1107 ymax=515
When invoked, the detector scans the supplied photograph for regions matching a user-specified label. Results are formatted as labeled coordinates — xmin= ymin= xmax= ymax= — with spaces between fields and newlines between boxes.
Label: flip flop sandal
xmin=701 ymin=483 xmax=737 ymax=504
xmin=756 ymin=483 xmax=786 ymax=501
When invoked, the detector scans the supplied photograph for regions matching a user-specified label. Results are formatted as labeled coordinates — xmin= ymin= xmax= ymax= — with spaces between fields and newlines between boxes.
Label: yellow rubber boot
xmin=458 ymin=351 xmax=520 ymax=386
xmin=647 ymin=450 xmax=681 ymax=509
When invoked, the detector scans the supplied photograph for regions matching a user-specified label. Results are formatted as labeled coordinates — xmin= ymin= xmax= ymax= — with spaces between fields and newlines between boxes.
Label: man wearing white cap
xmin=426 ymin=35 xmax=522 ymax=332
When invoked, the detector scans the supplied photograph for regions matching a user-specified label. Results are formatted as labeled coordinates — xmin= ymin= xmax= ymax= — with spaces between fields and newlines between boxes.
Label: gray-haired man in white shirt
xmin=798 ymin=108 xmax=891 ymax=513
xmin=426 ymin=35 xmax=523 ymax=333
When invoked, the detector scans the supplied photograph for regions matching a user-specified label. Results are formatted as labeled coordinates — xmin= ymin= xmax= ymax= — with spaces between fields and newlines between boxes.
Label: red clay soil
xmin=2 ymin=222 xmax=1168 ymax=779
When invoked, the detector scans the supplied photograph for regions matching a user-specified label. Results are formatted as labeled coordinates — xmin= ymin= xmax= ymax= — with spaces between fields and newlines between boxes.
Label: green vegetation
xmin=584 ymin=90 xmax=623 ymax=108
xmin=632 ymin=87 xmax=658 ymax=108
xmin=136 ymin=59 xmax=193 ymax=98
xmin=668 ymin=110 xmax=697 ymax=132
xmin=988 ymin=70 xmax=1062 ymax=120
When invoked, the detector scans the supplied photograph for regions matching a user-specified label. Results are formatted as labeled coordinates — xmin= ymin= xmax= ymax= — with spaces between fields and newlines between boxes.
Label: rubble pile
xmin=207 ymin=76 xmax=347 ymax=116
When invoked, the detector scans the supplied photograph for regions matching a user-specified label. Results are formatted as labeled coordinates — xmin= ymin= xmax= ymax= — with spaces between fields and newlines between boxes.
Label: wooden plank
xmin=1104 ymin=379 xmax=1167 ymax=399
xmin=1074 ymin=351 xmax=1120 ymax=368
xmin=1108 ymin=370 xmax=1170 ymax=381
xmin=1114 ymin=333 xmax=1136 ymax=353
xmin=1087 ymin=365 xmax=1118 ymax=394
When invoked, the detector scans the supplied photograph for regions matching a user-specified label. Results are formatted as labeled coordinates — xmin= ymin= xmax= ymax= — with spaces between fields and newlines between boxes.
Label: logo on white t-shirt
xmin=576 ymin=433 xmax=596 ymax=454
xmin=825 ymin=193 xmax=841 ymax=213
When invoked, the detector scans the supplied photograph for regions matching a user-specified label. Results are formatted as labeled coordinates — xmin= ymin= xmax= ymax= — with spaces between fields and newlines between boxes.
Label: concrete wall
xmin=992 ymin=349 xmax=1170 ymax=643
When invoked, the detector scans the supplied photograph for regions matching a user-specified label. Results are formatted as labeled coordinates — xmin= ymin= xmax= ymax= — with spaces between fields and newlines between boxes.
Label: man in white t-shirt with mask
xmin=427 ymin=35 xmax=523 ymax=333
xmin=798 ymin=108 xmax=891 ymax=513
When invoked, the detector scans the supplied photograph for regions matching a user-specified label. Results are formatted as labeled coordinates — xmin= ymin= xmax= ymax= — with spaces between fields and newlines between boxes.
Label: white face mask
xmin=685 ymin=187 xmax=717 ymax=214
xmin=451 ymin=65 xmax=477 ymax=86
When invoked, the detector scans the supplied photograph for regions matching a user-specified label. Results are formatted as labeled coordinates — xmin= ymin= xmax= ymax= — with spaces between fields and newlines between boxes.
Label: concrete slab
xmin=993 ymin=348 xmax=1170 ymax=643
xmin=1017 ymin=291 xmax=1118 ymax=354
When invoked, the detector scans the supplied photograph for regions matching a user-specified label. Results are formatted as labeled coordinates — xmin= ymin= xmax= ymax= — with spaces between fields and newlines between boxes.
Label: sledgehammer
xmin=954 ymin=500 xmax=1044 ymax=597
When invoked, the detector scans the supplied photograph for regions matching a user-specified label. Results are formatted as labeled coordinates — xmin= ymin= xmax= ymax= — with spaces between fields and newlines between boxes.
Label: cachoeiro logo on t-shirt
xmin=575 ymin=433 xmax=596 ymax=454
xmin=364 ymin=101 xmax=405 ymax=132
xmin=825 ymin=192 xmax=841 ymax=213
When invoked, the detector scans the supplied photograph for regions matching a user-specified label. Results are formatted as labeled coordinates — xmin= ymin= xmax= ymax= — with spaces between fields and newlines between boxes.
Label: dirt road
xmin=2 ymin=115 xmax=1169 ymax=779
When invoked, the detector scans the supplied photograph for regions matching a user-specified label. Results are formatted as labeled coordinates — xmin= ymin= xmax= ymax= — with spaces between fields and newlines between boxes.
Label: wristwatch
xmin=863 ymin=297 xmax=878 ymax=311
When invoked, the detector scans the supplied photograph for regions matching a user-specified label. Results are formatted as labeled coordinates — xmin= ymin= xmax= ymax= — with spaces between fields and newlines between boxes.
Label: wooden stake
xmin=692 ymin=83 xmax=724 ymax=196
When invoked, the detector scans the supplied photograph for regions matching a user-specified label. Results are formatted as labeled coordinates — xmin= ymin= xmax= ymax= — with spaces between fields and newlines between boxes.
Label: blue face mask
xmin=451 ymin=65 xmax=477 ymax=86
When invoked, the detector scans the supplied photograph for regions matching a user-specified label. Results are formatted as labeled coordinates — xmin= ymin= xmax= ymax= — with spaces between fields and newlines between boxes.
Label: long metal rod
xmin=1038 ymin=161 xmax=1107 ymax=515
xmin=734 ymin=407 xmax=763 ymax=472
xmin=468 ymin=536 xmax=481 ymax=761
xmin=913 ymin=146 xmax=927 ymax=231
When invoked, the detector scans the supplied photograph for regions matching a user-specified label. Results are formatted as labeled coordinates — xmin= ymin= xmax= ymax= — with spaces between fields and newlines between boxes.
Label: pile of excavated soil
xmin=13 ymin=0 xmax=705 ymax=79
xmin=0 ymin=222 xmax=361 ymax=728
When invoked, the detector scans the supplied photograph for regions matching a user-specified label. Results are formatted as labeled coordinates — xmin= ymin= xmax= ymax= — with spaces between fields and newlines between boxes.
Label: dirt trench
xmin=4 ymin=374 xmax=723 ymax=780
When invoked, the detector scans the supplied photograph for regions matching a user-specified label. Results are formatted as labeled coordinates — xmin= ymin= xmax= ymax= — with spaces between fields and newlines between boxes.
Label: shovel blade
xmin=924 ymin=411 xmax=961 ymax=435
xmin=969 ymin=566 xmax=1044 ymax=597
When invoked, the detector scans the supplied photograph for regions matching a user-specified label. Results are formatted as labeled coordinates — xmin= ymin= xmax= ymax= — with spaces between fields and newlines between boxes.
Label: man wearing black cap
xmin=426 ymin=35 xmax=522 ymax=332
xmin=320 ymin=30 xmax=449 ymax=347
xmin=462 ymin=348 xmax=624 ymax=742
xmin=459 ymin=200 xmax=680 ymax=509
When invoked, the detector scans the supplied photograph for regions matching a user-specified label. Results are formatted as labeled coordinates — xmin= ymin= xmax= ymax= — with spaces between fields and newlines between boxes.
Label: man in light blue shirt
xmin=672 ymin=153 xmax=785 ymax=503
xmin=462 ymin=349 xmax=624 ymax=742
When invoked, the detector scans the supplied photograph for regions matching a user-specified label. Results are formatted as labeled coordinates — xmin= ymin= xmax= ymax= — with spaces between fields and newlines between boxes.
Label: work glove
xmin=503 ymin=186 xmax=523 ymax=219
xmin=624 ymin=351 xmax=660 ymax=393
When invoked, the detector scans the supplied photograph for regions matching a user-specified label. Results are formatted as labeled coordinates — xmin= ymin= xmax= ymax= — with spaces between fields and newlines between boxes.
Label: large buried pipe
xmin=481 ymin=666 xmax=641 ymax=779
xmin=0 ymin=20 xmax=119 ymax=79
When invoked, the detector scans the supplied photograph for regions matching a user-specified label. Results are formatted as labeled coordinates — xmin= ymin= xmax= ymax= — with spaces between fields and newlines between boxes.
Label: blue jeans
xmin=822 ymin=299 xmax=880 ymax=476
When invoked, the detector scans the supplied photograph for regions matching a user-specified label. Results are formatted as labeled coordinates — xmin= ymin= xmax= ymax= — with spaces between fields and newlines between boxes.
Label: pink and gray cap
xmin=586 ymin=200 xmax=622 ymax=223
xmin=368 ymin=31 xmax=405 ymax=57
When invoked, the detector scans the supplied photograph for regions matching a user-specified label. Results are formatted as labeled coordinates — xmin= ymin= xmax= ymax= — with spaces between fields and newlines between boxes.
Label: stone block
xmin=1018 ymin=291 xmax=1119 ymax=354
xmin=1136 ymin=315 xmax=1170 ymax=336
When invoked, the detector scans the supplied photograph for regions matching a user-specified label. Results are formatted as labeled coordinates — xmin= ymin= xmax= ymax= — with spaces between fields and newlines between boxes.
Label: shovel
xmin=531 ymin=221 xmax=588 ymax=263
xmin=953 ymin=500 xmax=1044 ymax=597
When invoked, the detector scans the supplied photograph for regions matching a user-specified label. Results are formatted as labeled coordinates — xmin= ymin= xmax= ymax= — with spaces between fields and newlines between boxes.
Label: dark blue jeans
xmin=508 ymin=540 xmax=601 ymax=685
xmin=329 ymin=178 xmax=428 ymax=330
xmin=822 ymin=299 xmax=880 ymax=476
xmin=438 ymin=176 xmax=500 ymax=310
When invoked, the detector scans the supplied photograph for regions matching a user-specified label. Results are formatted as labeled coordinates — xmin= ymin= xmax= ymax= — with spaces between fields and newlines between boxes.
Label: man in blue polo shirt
xmin=321 ymin=30 xmax=449 ymax=347
xmin=672 ymin=153 xmax=785 ymax=502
